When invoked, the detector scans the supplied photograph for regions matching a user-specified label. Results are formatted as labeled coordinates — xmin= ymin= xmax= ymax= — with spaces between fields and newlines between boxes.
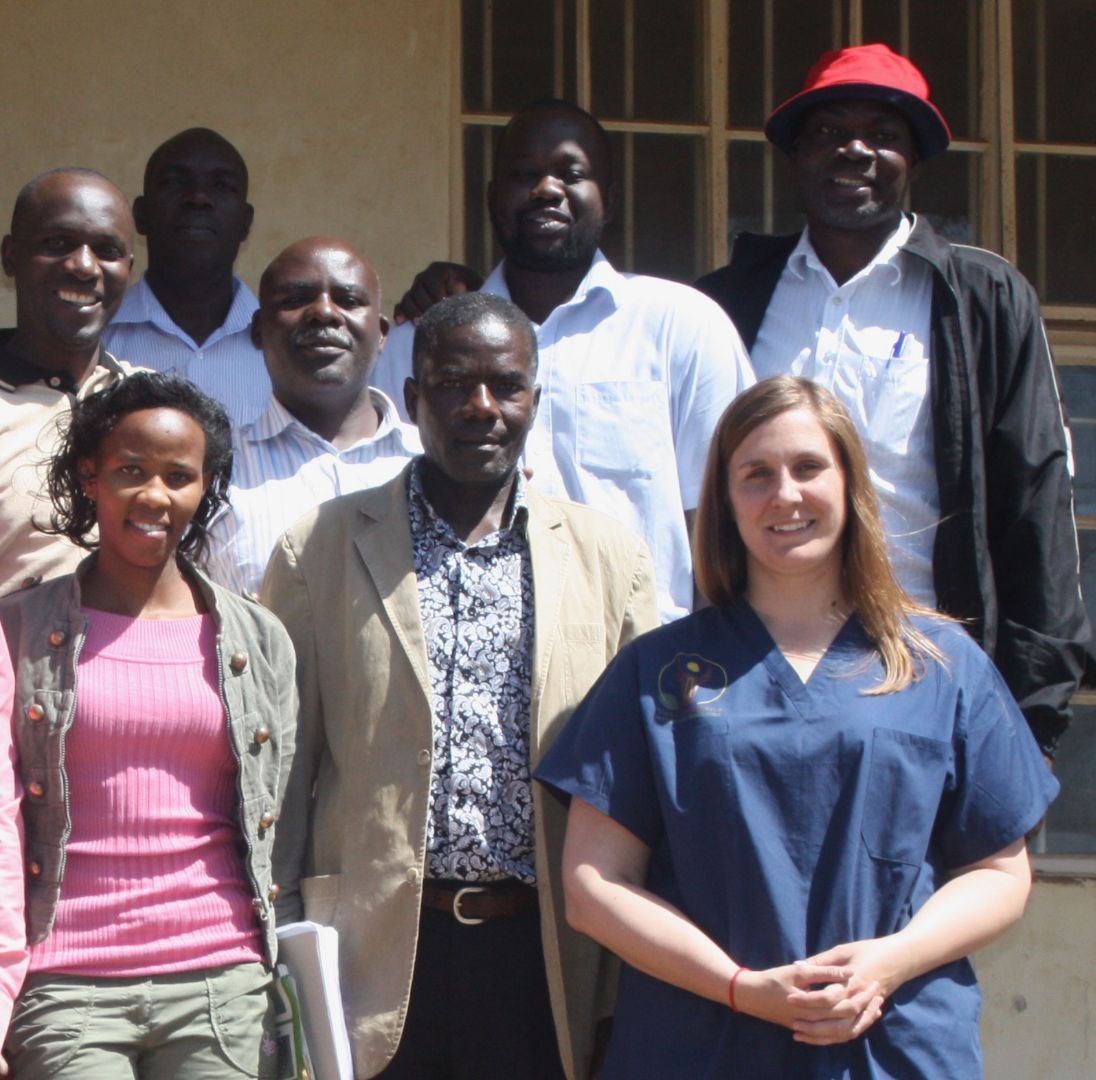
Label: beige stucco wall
xmin=979 ymin=875 xmax=1096 ymax=1076
xmin=0 ymin=0 xmax=455 ymax=324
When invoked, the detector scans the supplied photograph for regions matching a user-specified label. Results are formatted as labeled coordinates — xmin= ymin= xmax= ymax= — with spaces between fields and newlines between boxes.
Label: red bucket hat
xmin=765 ymin=43 xmax=951 ymax=159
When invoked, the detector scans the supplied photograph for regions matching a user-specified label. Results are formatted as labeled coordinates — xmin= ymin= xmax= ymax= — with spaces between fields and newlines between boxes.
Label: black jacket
xmin=696 ymin=217 xmax=1090 ymax=756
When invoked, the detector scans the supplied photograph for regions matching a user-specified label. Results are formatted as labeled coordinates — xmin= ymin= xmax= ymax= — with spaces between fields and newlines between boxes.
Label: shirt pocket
xmin=575 ymin=382 xmax=670 ymax=478
xmin=861 ymin=726 xmax=950 ymax=865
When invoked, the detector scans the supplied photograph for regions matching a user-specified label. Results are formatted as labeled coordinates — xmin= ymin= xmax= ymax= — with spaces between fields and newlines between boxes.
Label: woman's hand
xmin=737 ymin=962 xmax=884 ymax=1045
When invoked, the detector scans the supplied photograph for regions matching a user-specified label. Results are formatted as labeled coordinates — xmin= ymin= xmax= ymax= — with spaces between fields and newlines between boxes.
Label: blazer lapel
xmin=351 ymin=472 xmax=432 ymax=703
xmin=527 ymin=489 xmax=571 ymax=757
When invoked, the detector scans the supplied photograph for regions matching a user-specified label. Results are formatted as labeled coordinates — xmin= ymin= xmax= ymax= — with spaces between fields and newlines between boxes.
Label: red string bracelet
xmin=728 ymin=966 xmax=749 ymax=1012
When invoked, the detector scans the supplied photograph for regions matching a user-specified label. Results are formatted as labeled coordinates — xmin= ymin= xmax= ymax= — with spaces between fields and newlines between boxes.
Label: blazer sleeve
xmin=262 ymin=534 xmax=326 ymax=924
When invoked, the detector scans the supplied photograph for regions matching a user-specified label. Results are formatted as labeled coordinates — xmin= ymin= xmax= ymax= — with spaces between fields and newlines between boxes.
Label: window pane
xmin=592 ymin=0 xmax=703 ymax=121
xmin=1044 ymin=703 xmax=1096 ymax=853
xmin=1059 ymin=366 xmax=1096 ymax=519
xmin=1016 ymin=154 xmax=1096 ymax=306
xmin=1013 ymin=0 xmax=1096 ymax=145
xmin=462 ymin=0 xmax=576 ymax=113
xmin=726 ymin=139 xmax=806 ymax=244
xmin=462 ymin=125 xmax=500 ymax=277
xmin=862 ymin=1 xmax=981 ymax=140
xmin=910 ymin=149 xmax=980 ymax=244
xmin=729 ymin=0 xmax=849 ymax=129
xmin=601 ymin=133 xmax=704 ymax=282
xmin=1081 ymin=529 xmax=1096 ymax=682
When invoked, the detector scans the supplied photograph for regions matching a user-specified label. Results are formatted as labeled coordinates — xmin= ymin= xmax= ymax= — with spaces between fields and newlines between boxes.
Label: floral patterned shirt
xmin=408 ymin=461 xmax=536 ymax=884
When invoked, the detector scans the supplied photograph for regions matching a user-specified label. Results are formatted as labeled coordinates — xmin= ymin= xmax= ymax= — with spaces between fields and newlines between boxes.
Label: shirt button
xmin=27 ymin=782 xmax=44 ymax=797
xmin=229 ymin=652 xmax=248 ymax=672
xmin=830 ymin=295 xmax=841 ymax=305
xmin=406 ymin=866 xmax=420 ymax=884
xmin=253 ymin=725 xmax=271 ymax=745
xmin=48 ymin=376 xmax=61 ymax=388
xmin=48 ymin=630 xmax=67 ymax=648
xmin=26 ymin=704 xmax=44 ymax=723
xmin=417 ymin=749 xmax=430 ymax=765
xmin=259 ymin=811 xmax=275 ymax=829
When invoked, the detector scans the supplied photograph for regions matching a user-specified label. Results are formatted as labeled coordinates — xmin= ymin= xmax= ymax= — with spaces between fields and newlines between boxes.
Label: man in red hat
xmin=697 ymin=43 xmax=1089 ymax=763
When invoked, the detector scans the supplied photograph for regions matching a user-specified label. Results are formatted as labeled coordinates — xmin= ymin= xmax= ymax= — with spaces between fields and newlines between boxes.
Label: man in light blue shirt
xmin=204 ymin=237 xmax=420 ymax=595
xmin=372 ymin=101 xmax=754 ymax=622
xmin=103 ymin=128 xmax=271 ymax=426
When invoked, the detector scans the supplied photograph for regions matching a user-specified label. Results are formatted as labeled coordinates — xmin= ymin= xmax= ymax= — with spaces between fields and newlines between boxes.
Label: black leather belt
xmin=421 ymin=879 xmax=538 ymax=926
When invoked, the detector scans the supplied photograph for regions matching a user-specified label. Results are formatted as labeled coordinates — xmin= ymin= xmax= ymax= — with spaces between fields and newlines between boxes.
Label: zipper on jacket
xmin=54 ymin=618 xmax=87 ymax=889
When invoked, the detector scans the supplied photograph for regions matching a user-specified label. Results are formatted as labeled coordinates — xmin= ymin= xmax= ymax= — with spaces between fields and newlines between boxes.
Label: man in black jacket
xmin=696 ymin=43 xmax=1089 ymax=759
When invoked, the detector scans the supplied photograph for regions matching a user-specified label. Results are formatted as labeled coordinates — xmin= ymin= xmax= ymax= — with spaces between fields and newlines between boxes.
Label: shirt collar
xmin=109 ymin=274 xmax=259 ymax=348
xmin=0 ymin=328 xmax=125 ymax=394
xmin=408 ymin=456 xmax=529 ymax=542
xmin=482 ymin=249 xmax=623 ymax=326
xmin=243 ymin=386 xmax=421 ymax=453
xmin=790 ymin=213 xmax=913 ymax=288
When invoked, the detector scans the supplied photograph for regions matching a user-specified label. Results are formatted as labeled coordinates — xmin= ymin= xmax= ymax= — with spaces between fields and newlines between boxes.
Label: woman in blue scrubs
xmin=536 ymin=376 xmax=1058 ymax=1079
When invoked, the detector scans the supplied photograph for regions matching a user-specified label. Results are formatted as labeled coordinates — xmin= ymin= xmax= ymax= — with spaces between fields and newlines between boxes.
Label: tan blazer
xmin=263 ymin=466 xmax=659 ymax=1079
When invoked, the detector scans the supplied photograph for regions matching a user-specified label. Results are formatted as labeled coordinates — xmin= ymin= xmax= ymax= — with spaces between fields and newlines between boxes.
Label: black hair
xmin=43 ymin=371 xmax=233 ymax=562
xmin=411 ymin=292 xmax=538 ymax=380
xmin=10 ymin=167 xmax=116 ymax=235
xmin=143 ymin=127 xmax=249 ymax=196
xmin=496 ymin=98 xmax=615 ymax=184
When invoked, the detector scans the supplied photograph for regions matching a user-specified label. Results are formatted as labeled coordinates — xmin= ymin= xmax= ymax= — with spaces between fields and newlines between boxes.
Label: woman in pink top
xmin=1 ymin=372 xmax=297 ymax=1079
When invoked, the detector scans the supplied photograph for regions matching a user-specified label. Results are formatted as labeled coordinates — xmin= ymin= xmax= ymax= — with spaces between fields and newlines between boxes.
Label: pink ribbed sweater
xmin=29 ymin=609 xmax=262 ymax=976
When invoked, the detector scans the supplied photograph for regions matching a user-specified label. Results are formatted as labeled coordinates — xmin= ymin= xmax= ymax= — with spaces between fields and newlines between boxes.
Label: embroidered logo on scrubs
xmin=656 ymin=652 xmax=728 ymax=718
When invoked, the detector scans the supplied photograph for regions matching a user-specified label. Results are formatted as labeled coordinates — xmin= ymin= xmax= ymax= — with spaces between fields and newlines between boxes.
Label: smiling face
xmin=791 ymin=101 xmax=916 ymax=236
xmin=728 ymin=407 xmax=847 ymax=589
xmin=80 ymin=407 xmax=209 ymax=574
xmin=254 ymin=238 xmax=388 ymax=415
xmin=2 ymin=172 xmax=134 ymax=363
xmin=134 ymin=129 xmax=253 ymax=278
xmin=487 ymin=107 xmax=615 ymax=274
xmin=406 ymin=317 xmax=539 ymax=489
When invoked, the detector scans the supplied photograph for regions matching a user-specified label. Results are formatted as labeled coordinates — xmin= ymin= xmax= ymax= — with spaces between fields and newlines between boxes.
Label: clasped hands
xmin=734 ymin=936 xmax=905 ymax=1046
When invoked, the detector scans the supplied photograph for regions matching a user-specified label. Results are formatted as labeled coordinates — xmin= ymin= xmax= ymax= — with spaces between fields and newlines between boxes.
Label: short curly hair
xmin=43 ymin=371 xmax=232 ymax=562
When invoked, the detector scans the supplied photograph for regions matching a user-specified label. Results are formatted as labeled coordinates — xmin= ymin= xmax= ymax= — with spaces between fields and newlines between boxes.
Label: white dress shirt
xmin=371 ymin=251 xmax=755 ymax=621
xmin=204 ymin=389 xmax=422 ymax=595
xmin=749 ymin=216 xmax=939 ymax=606
xmin=103 ymin=274 xmax=272 ymax=426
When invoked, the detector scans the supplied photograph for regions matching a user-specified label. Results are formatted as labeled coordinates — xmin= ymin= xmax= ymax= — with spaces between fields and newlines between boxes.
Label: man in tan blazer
xmin=264 ymin=292 xmax=659 ymax=1079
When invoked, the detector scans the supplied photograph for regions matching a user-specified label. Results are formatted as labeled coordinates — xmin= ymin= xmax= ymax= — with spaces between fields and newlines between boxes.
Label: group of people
xmin=0 ymin=41 xmax=1085 ymax=1080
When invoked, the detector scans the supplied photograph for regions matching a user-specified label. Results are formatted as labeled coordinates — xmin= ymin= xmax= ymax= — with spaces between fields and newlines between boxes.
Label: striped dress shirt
xmin=102 ymin=274 xmax=271 ymax=427
xmin=204 ymin=389 xmax=422 ymax=595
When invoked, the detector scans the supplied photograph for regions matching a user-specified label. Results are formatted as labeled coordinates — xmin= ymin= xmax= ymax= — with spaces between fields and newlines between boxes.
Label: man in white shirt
xmin=372 ymin=100 xmax=754 ymax=622
xmin=695 ymin=43 xmax=1089 ymax=758
xmin=204 ymin=237 xmax=420 ymax=595
xmin=102 ymin=128 xmax=271 ymax=425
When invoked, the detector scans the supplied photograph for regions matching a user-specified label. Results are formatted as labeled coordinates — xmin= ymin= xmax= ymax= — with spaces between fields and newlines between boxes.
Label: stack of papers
xmin=276 ymin=920 xmax=354 ymax=1080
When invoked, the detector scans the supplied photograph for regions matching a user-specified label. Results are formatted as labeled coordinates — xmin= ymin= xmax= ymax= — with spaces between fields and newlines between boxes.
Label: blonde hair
xmin=693 ymin=375 xmax=945 ymax=694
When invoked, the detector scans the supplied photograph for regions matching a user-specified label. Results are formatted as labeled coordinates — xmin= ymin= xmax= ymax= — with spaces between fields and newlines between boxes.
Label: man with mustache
xmin=204 ymin=237 xmax=420 ymax=596
xmin=694 ymin=44 xmax=1089 ymax=761
xmin=0 ymin=167 xmax=136 ymax=591
xmin=102 ymin=128 xmax=271 ymax=425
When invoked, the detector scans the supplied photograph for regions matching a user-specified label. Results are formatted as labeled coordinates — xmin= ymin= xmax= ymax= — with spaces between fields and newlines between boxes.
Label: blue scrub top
xmin=536 ymin=601 xmax=1058 ymax=1080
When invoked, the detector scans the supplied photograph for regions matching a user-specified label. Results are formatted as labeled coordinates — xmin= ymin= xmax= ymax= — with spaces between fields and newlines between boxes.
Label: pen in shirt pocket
xmin=890 ymin=331 xmax=909 ymax=360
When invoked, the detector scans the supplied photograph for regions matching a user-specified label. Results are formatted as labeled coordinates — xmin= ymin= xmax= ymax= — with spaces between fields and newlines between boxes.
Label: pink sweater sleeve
xmin=0 ymin=635 xmax=27 ymax=1043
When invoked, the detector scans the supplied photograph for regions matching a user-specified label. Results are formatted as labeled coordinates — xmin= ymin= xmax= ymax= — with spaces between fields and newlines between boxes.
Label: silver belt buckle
xmin=452 ymin=885 xmax=486 ymax=925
